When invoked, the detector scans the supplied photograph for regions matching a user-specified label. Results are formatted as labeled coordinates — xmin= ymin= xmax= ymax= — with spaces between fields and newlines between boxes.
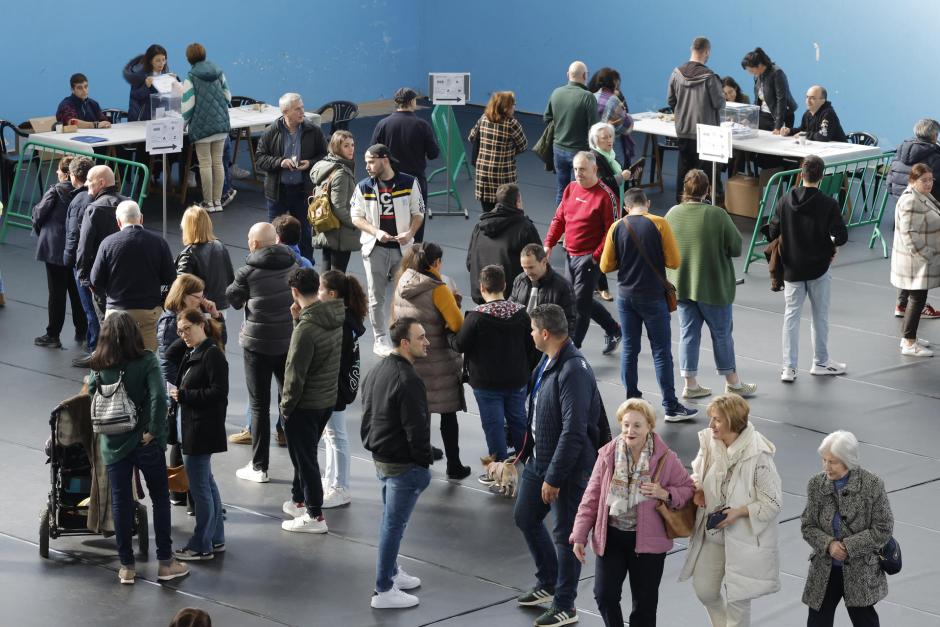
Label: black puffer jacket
xmin=509 ymin=264 xmax=576 ymax=338
xmin=75 ymin=186 xmax=127 ymax=284
xmin=887 ymin=138 xmax=940 ymax=198
xmin=225 ymin=244 xmax=297 ymax=355
xmin=176 ymin=239 xmax=236 ymax=309
xmin=32 ymin=181 xmax=76 ymax=266
xmin=466 ymin=203 xmax=541 ymax=304
xmin=174 ymin=338 xmax=229 ymax=456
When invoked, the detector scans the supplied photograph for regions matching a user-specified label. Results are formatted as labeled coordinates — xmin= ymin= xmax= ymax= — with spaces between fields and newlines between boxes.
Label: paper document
xmin=152 ymin=74 xmax=181 ymax=94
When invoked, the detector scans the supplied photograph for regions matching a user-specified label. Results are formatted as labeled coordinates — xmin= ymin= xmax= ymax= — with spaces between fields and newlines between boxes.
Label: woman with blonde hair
xmin=310 ymin=129 xmax=359 ymax=271
xmin=468 ymin=91 xmax=528 ymax=212
xmin=176 ymin=205 xmax=235 ymax=327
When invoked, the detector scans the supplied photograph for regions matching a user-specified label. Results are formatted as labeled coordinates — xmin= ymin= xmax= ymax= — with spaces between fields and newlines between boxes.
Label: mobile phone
xmin=706 ymin=508 xmax=729 ymax=530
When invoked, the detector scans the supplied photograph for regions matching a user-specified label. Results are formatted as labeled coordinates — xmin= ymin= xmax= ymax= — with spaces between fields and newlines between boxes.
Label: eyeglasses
xmin=177 ymin=324 xmax=194 ymax=335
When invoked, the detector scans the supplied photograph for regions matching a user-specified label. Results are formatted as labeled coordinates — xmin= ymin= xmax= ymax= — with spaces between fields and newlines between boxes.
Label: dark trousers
xmin=806 ymin=566 xmax=880 ymax=627
xmin=594 ymin=526 xmax=666 ymax=627
xmin=566 ymin=253 xmax=620 ymax=347
xmin=285 ymin=407 xmax=332 ymax=517
xmin=266 ymin=183 xmax=312 ymax=263
xmin=439 ymin=411 xmax=463 ymax=468
xmin=322 ymin=247 xmax=352 ymax=272
xmin=676 ymin=138 xmax=721 ymax=204
xmin=899 ymin=289 xmax=927 ymax=339
xmin=45 ymin=263 xmax=85 ymax=339
xmin=243 ymin=348 xmax=287 ymax=471
xmin=106 ymin=442 xmax=172 ymax=565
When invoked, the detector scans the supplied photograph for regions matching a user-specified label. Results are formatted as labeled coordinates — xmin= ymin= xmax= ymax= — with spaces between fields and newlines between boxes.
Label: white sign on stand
xmin=146 ymin=117 xmax=184 ymax=155
xmin=696 ymin=123 xmax=733 ymax=164
xmin=428 ymin=72 xmax=470 ymax=105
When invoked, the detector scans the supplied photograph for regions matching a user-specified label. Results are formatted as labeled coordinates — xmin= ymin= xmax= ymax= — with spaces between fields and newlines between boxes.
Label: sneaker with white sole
xmin=725 ymin=382 xmax=757 ymax=398
xmin=157 ymin=559 xmax=190 ymax=582
xmin=118 ymin=566 xmax=136 ymax=585
xmin=371 ymin=587 xmax=419 ymax=609
xmin=322 ymin=487 xmax=351 ymax=509
xmin=664 ymin=404 xmax=698 ymax=423
xmin=780 ymin=367 xmax=797 ymax=382
xmin=207 ymin=203 xmax=223 ymax=213
xmin=230 ymin=164 xmax=252 ymax=179
xmin=392 ymin=567 xmax=421 ymax=590
xmin=899 ymin=338 xmax=930 ymax=348
xmin=810 ymin=360 xmax=847 ymax=376
xmin=174 ymin=548 xmax=214 ymax=561
xmin=236 ymin=463 xmax=269 ymax=483
xmin=901 ymin=343 xmax=934 ymax=357
xmin=517 ymin=586 xmax=555 ymax=607
xmin=682 ymin=384 xmax=712 ymax=399
xmin=281 ymin=512 xmax=328 ymax=533
xmin=221 ymin=189 xmax=237 ymax=207
xmin=282 ymin=500 xmax=306 ymax=517
xmin=534 ymin=607 xmax=579 ymax=626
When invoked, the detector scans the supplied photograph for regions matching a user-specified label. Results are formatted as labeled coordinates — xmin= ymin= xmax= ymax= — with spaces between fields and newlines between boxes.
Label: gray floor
xmin=0 ymin=107 xmax=938 ymax=627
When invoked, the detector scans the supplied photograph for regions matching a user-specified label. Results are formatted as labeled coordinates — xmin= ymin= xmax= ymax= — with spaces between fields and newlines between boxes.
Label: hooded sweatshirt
xmin=765 ymin=186 xmax=848 ymax=282
xmin=450 ymin=299 xmax=534 ymax=390
xmin=181 ymin=60 xmax=231 ymax=141
xmin=466 ymin=202 xmax=541 ymax=304
xmin=667 ymin=61 xmax=725 ymax=139
xmin=281 ymin=298 xmax=345 ymax=414
xmin=791 ymin=101 xmax=846 ymax=143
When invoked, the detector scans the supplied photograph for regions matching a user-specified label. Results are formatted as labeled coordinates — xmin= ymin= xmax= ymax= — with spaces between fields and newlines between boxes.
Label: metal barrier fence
xmin=0 ymin=140 xmax=150 ymax=243
xmin=742 ymin=150 xmax=896 ymax=273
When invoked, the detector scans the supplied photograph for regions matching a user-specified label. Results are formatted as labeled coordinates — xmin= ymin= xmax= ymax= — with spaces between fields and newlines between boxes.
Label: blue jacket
xmin=888 ymin=138 xmax=940 ymax=198
xmin=31 ymin=181 xmax=76 ymax=266
xmin=523 ymin=340 xmax=608 ymax=487
xmin=90 ymin=225 xmax=176 ymax=309
xmin=289 ymin=243 xmax=313 ymax=269
xmin=123 ymin=54 xmax=172 ymax=121
xmin=55 ymin=94 xmax=105 ymax=125
xmin=63 ymin=188 xmax=91 ymax=267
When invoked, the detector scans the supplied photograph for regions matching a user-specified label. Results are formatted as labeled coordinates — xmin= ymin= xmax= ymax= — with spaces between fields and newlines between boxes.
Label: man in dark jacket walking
xmin=510 ymin=244 xmax=576 ymax=338
xmin=667 ymin=37 xmax=725 ymax=203
xmin=514 ymin=304 xmax=604 ymax=627
xmin=360 ymin=317 xmax=433 ymax=610
xmin=227 ymin=222 xmax=298 ymax=483
xmin=255 ymin=93 xmax=328 ymax=264
xmin=545 ymin=61 xmax=598 ymax=206
xmin=63 ymin=156 xmax=98 ymax=367
xmin=451 ymin=265 xmax=534 ymax=463
xmin=782 ymin=85 xmax=846 ymax=143
xmin=280 ymin=267 xmax=345 ymax=534
xmin=467 ymin=183 xmax=541 ymax=304
xmin=765 ymin=155 xmax=849 ymax=382
xmin=76 ymin=165 xmax=128 ymax=315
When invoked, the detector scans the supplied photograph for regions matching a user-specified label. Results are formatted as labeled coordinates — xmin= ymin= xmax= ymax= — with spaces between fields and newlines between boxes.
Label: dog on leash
xmin=480 ymin=455 xmax=519 ymax=497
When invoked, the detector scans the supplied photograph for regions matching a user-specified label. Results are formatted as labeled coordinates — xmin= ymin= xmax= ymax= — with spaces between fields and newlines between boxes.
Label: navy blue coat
xmin=63 ymin=188 xmax=91 ymax=267
xmin=887 ymin=138 xmax=940 ymax=198
xmin=31 ymin=181 xmax=76 ymax=266
xmin=124 ymin=55 xmax=159 ymax=121
xmin=90 ymin=225 xmax=176 ymax=310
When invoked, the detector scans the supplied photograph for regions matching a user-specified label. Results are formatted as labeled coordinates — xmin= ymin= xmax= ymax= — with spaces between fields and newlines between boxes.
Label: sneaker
xmin=322 ymin=487 xmax=351 ymax=509
xmin=72 ymin=353 xmax=92 ymax=368
xmin=228 ymin=429 xmax=252 ymax=445
xmin=34 ymin=334 xmax=61 ymax=348
xmin=602 ymin=334 xmax=622 ymax=355
xmin=899 ymin=338 xmax=930 ymax=348
xmin=221 ymin=189 xmax=237 ymax=207
xmin=446 ymin=464 xmax=472 ymax=480
xmin=901 ymin=343 xmax=934 ymax=357
xmin=921 ymin=303 xmax=940 ymax=319
xmin=478 ymin=473 xmax=496 ymax=486
xmin=682 ymin=384 xmax=712 ymax=399
xmin=371 ymin=587 xmax=419 ymax=609
xmin=894 ymin=304 xmax=905 ymax=318
xmin=198 ymin=200 xmax=213 ymax=211
xmin=174 ymin=548 xmax=214 ymax=561
xmin=534 ymin=607 xmax=579 ymax=626
xmin=212 ymin=543 xmax=225 ymax=553
xmin=780 ymin=367 xmax=797 ymax=382
xmin=597 ymin=289 xmax=613 ymax=302
xmin=275 ymin=430 xmax=287 ymax=447
xmin=392 ymin=566 xmax=421 ymax=590
xmin=810 ymin=360 xmax=847 ymax=376
xmin=118 ymin=566 xmax=136 ymax=585
xmin=207 ymin=203 xmax=223 ymax=213
xmin=235 ymin=463 xmax=269 ymax=483
xmin=281 ymin=512 xmax=328 ymax=533
xmin=156 ymin=559 xmax=190 ymax=582
xmin=231 ymin=164 xmax=252 ymax=179
xmin=725 ymin=382 xmax=757 ymax=398
xmin=282 ymin=500 xmax=305 ymax=517
xmin=432 ymin=446 xmax=444 ymax=461
xmin=664 ymin=404 xmax=698 ymax=423
xmin=517 ymin=586 xmax=555 ymax=607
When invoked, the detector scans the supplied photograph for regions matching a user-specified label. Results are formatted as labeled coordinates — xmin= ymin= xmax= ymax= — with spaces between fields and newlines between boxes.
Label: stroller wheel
xmin=135 ymin=502 xmax=149 ymax=557
xmin=39 ymin=506 xmax=50 ymax=559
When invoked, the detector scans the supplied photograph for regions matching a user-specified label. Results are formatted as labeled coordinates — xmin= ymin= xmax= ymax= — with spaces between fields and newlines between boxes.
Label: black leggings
xmin=322 ymin=247 xmax=351 ymax=272
xmin=900 ymin=289 xmax=927 ymax=340
xmin=806 ymin=566 xmax=880 ymax=627
xmin=593 ymin=526 xmax=666 ymax=627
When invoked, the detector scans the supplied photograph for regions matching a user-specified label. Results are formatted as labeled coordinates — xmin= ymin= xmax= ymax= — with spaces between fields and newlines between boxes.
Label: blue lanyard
xmin=532 ymin=358 xmax=550 ymax=397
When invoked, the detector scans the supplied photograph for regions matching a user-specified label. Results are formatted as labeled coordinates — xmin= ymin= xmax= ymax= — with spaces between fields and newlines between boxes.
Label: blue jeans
xmin=473 ymin=386 xmax=527 ymax=461
xmin=106 ymin=442 xmax=173 ymax=565
xmin=513 ymin=462 xmax=589 ymax=612
xmin=266 ymin=183 xmax=312 ymax=263
xmin=677 ymin=300 xmax=736 ymax=377
xmin=553 ymin=147 xmax=576 ymax=206
xmin=375 ymin=465 xmax=431 ymax=592
xmin=72 ymin=267 xmax=99 ymax=351
xmin=618 ymin=295 xmax=679 ymax=411
xmin=222 ymin=136 xmax=233 ymax=196
xmin=182 ymin=453 xmax=225 ymax=553
xmin=783 ymin=270 xmax=831 ymax=369
xmin=322 ymin=409 xmax=350 ymax=490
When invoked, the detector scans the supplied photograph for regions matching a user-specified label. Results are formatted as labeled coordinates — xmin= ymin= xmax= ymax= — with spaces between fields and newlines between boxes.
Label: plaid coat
xmin=890 ymin=186 xmax=940 ymax=290
xmin=468 ymin=116 xmax=527 ymax=202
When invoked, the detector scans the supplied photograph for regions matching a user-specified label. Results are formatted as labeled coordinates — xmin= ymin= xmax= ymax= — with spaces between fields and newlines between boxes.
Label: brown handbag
xmin=652 ymin=453 xmax=696 ymax=539
xmin=167 ymin=465 xmax=190 ymax=493
xmin=623 ymin=217 xmax=678 ymax=312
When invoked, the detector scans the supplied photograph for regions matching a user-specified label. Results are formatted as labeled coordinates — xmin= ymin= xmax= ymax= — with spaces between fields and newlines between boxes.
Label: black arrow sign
xmin=151 ymin=144 xmax=179 ymax=151
xmin=435 ymin=97 xmax=462 ymax=102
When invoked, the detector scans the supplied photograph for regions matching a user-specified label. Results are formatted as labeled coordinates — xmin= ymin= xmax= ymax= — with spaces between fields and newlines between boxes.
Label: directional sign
xmin=146 ymin=117 xmax=184 ymax=155
xmin=696 ymin=123 xmax=733 ymax=164
xmin=428 ymin=73 xmax=470 ymax=105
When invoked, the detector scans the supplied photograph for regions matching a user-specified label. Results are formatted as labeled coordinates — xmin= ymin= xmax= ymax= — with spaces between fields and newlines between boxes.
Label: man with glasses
xmin=781 ymin=85 xmax=847 ymax=143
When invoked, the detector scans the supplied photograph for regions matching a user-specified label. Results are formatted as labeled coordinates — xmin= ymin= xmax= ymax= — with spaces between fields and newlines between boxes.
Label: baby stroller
xmin=40 ymin=395 xmax=149 ymax=559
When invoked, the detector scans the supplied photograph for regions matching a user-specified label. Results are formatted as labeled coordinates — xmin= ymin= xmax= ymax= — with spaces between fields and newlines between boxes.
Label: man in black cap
xmin=371 ymin=87 xmax=439 ymax=242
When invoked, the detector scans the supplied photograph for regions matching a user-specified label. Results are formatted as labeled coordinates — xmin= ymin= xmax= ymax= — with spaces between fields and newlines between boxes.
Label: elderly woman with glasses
xmin=800 ymin=431 xmax=894 ymax=627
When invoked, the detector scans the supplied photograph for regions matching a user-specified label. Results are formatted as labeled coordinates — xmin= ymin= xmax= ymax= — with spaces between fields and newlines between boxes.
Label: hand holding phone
xmin=706 ymin=507 xmax=730 ymax=530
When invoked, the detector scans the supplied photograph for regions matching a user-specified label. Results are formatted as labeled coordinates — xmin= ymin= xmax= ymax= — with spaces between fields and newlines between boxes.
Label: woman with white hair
xmin=800 ymin=430 xmax=894 ymax=627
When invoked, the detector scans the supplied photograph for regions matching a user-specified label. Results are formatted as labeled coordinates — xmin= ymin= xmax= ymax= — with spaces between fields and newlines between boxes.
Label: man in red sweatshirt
xmin=544 ymin=151 xmax=622 ymax=354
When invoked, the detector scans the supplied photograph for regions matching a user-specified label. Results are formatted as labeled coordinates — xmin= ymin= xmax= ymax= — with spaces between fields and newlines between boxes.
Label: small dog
xmin=480 ymin=455 xmax=519 ymax=498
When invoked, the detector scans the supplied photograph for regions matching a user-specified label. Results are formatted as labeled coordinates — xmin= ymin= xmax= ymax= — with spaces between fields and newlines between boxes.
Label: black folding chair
xmin=0 ymin=119 xmax=42 ymax=205
xmin=315 ymin=100 xmax=359 ymax=137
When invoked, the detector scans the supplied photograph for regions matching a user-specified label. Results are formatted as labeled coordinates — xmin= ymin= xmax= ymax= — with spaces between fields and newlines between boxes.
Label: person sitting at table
xmin=55 ymin=73 xmax=112 ymax=129
xmin=781 ymin=86 xmax=846 ymax=143
xmin=124 ymin=44 xmax=178 ymax=122
xmin=741 ymin=47 xmax=796 ymax=134
xmin=721 ymin=76 xmax=749 ymax=104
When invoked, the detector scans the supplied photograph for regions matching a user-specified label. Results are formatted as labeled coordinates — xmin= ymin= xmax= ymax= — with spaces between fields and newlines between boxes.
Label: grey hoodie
xmin=667 ymin=61 xmax=725 ymax=139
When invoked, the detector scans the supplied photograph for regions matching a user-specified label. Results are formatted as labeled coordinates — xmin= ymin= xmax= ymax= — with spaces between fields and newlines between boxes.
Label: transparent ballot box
xmin=721 ymin=102 xmax=759 ymax=138
xmin=150 ymin=94 xmax=182 ymax=119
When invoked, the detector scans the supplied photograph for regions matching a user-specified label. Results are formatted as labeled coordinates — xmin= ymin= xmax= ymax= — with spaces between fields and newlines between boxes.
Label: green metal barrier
xmin=742 ymin=150 xmax=895 ymax=273
xmin=0 ymin=140 xmax=150 ymax=243
xmin=426 ymin=105 xmax=472 ymax=216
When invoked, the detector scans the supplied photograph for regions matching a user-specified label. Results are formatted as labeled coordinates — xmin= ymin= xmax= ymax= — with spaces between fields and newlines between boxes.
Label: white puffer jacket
xmin=679 ymin=424 xmax=783 ymax=603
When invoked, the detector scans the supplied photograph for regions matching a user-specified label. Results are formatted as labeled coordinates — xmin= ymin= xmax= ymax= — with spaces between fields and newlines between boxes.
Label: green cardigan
xmin=665 ymin=202 xmax=742 ymax=305
xmin=87 ymin=352 xmax=168 ymax=466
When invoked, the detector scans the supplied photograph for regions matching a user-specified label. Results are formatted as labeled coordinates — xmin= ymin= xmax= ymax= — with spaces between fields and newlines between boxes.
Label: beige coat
xmin=891 ymin=186 xmax=940 ymax=290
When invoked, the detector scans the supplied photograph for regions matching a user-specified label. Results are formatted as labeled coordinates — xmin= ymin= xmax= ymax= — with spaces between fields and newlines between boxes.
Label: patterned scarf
xmin=607 ymin=433 xmax=653 ymax=516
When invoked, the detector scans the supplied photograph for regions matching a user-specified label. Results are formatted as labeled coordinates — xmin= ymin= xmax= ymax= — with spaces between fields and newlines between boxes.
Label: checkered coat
xmin=890 ymin=186 xmax=940 ymax=291
xmin=468 ymin=115 xmax=527 ymax=203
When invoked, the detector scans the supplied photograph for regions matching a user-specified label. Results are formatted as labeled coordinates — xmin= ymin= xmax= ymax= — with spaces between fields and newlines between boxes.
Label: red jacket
xmin=545 ymin=179 xmax=618 ymax=262
xmin=570 ymin=432 xmax=694 ymax=555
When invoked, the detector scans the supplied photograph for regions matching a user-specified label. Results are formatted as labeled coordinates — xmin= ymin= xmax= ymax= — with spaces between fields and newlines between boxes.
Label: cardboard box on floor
xmin=725 ymin=167 xmax=785 ymax=218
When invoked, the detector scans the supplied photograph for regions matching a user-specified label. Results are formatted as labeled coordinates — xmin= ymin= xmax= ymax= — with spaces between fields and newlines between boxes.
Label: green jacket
xmin=281 ymin=298 xmax=345 ymax=414
xmin=665 ymin=202 xmax=742 ymax=305
xmin=87 ymin=352 xmax=168 ymax=466
xmin=181 ymin=60 xmax=231 ymax=142
xmin=543 ymin=82 xmax=598 ymax=153
xmin=310 ymin=154 xmax=361 ymax=252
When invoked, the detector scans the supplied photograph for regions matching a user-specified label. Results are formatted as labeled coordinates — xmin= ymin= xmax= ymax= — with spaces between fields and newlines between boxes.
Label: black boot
xmin=441 ymin=412 xmax=470 ymax=480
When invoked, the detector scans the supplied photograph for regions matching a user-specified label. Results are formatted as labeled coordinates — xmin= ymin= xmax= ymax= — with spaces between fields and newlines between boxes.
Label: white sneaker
xmin=322 ymin=487 xmax=351 ymax=509
xmin=281 ymin=513 xmax=328 ymax=533
xmin=207 ymin=203 xmax=223 ymax=213
xmin=235 ymin=463 xmax=269 ymax=483
xmin=901 ymin=343 xmax=934 ymax=357
xmin=780 ymin=367 xmax=797 ymax=382
xmin=899 ymin=338 xmax=930 ymax=348
xmin=231 ymin=164 xmax=251 ymax=179
xmin=810 ymin=360 xmax=847 ymax=376
xmin=282 ymin=500 xmax=305 ymax=517
xmin=392 ymin=567 xmax=421 ymax=590
xmin=371 ymin=587 xmax=419 ymax=609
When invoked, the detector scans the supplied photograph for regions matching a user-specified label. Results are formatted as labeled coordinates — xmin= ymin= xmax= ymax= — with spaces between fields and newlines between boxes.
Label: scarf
xmin=607 ymin=433 xmax=653 ymax=516
xmin=595 ymin=145 xmax=622 ymax=178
